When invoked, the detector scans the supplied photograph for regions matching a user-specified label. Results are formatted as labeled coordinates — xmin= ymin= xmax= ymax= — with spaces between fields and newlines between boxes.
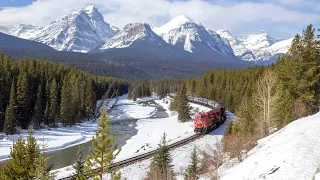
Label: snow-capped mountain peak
xmin=154 ymin=15 xmax=235 ymax=59
xmin=100 ymin=23 xmax=165 ymax=50
xmin=82 ymin=5 xmax=98 ymax=14
xmin=216 ymin=29 xmax=232 ymax=36
xmin=7 ymin=24 xmax=43 ymax=39
xmin=243 ymin=30 xmax=278 ymax=50
xmin=155 ymin=14 xmax=200 ymax=35
xmin=217 ymin=29 xmax=292 ymax=64
xmin=27 ymin=6 xmax=118 ymax=52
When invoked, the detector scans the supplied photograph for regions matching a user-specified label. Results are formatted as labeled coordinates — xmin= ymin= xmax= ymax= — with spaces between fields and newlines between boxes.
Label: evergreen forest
xmin=0 ymin=54 xmax=128 ymax=134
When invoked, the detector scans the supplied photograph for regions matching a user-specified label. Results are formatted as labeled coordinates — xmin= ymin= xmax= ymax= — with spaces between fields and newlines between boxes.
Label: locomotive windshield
xmin=195 ymin=115 xmax=207 ymax=118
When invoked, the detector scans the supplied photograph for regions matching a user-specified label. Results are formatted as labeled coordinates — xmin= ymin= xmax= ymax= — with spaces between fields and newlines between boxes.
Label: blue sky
xmin=0 ymin=0 xmax=319 ymax=38
xmin=0 ymin=0 xmax=35 ymax=7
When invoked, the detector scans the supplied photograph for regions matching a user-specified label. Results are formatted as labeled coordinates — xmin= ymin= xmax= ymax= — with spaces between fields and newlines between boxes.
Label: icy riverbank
xmin=0 ymin=95 xmax=157 ymax=162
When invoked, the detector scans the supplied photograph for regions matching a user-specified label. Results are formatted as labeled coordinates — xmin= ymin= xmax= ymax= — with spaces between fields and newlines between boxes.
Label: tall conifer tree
xmin=85 ymin=106 xmax=121 ymax=180
xmin=60 ymin=78 xmax=74 ymax=126
xmin=85 ymin=79 xmax=95 ymax=120
xmin=147 ymin=133 xmax=174 ymax=180
xmin=48 ymin=79 xmax=58 ymax=126
xmin=33 ymin=85 xmax=44 ymax=129
xmin=72 ymin=145 xmax=86 ymax=180
xmin=16 ymin=72 xmax=29 ymax=129
xmin=4 ymin=80 xmax=16 ymax=135
xmin=185 ymin=147 xmax=201 ymax=180
xmin=177 ymin=83 xmax=190 ymax=122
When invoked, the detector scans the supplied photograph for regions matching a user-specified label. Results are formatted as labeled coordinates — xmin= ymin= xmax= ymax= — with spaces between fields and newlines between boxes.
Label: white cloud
xmin=0 ymin=0 xmax=319 ymax=37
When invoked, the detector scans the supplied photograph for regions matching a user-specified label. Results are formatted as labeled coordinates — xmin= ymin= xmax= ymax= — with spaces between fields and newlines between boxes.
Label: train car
xmin=187 ymin=96 xmax=194 ymax=101
xmin=208 ymin=100 xmax=217 ymax=108
xmin=194 ymin=106 xmax=226 ymax=134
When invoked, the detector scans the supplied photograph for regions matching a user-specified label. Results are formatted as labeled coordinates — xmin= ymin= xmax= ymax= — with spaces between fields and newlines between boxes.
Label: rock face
xmin=100 ymin=23 xmax=166 ymax=49
xmin=216 ymin=29 xmax=293 ymax=64
xmin=97 ymin=22 xmax=195 ymax=60
xmin=154 ymin=15 xmax=236 ymax=61
xmin=21 ymin=6 xmax=118 ymax=52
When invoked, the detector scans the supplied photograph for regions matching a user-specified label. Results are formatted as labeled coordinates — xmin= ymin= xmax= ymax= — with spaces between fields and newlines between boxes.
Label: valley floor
xmin=55 ymin=96 xmax=232 ymax=179
xmin=0 ymin=94 xmax=157 ymax=162
xmin=111 ymin=111 xmax=235 ymax=180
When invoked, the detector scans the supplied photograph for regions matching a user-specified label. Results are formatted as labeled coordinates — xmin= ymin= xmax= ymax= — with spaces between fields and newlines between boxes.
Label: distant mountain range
xmin=0 ymin=6 xmax=293 ymax=65
xmin=216 ymin=29 xmax=293 ymax=64
xmin=0 ymin=32 xmax=54 ymax=50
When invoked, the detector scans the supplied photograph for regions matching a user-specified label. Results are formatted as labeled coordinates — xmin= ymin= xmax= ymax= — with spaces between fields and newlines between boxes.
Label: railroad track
xmin=58 ymin=134 xmax=202 ymax=180
xmin=59 ymin=96 xmax=222 ymax=180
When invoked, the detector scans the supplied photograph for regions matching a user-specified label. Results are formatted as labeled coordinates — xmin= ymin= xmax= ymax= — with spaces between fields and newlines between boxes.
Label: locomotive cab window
xmin=195 ymin=116 xmax=201 ymax=118
xmin=201 ymin=116 xmax=207 ymax=118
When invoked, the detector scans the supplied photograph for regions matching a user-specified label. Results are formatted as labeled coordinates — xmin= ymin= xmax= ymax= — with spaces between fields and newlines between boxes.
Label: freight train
xmin=194 ymin=106 xmax=226 ymax=134
xmin=169 ymin=93 xmax=227 ymax=134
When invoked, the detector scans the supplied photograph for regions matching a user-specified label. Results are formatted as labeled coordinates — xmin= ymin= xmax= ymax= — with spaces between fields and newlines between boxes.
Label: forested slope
xmin=0 ymin=53 xmax=128 ymax=134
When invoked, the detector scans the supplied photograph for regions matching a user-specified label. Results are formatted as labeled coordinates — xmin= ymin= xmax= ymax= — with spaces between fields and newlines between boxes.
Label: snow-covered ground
xmin=0 ymin=94 xmax=157 ymax=162
xmin=219 ymin=112 xmax=320 ymax=180
xmin=53 ymin=94 xmax=320 ymax=180
xmin=54 ymin=95 xmax=227 ymax=179
xmin=97 ymin=96 xmax=233 ymax=180
xmin=113 ymin=111 xmax=235 ymax=180
xmin=115 ymin=97 xmax=212 ymax=161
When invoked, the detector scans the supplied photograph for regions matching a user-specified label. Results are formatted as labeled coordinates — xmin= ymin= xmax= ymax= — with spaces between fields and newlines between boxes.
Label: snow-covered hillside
xmin=6 ymin=24 xmax=44 ymax=39
xmin=154 ymin=15 xmax=236 ymax=60
xmin=99 ymin=23 xmax=166 ymax=50
xmin=267 ymin=38 xmax=294 ymax=57
xmin=27 ymin=6 xmax=117 ymax=52
xmin=217 ymin=29 xmax=292 ymax=64
xmin=216 ymin=29 xmax=248 ymax=58
xmin=220 ymin=112 xmax=320 ymax=180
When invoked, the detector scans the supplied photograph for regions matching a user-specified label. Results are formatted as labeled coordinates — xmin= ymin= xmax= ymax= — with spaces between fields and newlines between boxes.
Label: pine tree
xmin=147 ymin=133 xmax=174 ymax=180
xmin=60 ymin=78 xmax=74 ymax=126
xmin=33 ymin=85 xmax=44 ymax=129
xmin=185 ymin=147 xmax=201 ymax=180
xmin=1 ymin=129 xmax=41 ymax=179
xmin=48 ymin=79 xmax=58 ymax=127
xmin=85 ymin=79 xmax=95 ymax=120
xmin=169 ymin=96 xmax=178 ymax=111
xmin=177 ymin=83 xmax=190 ymax=122
xmin=236 ymin=95 xmax=256 ymax=135
xmin=34 ymin=145 xmax=55 ymax=180
xmin=85 ymin=106 xmax=121 ymax=180
xmin=73 ymin=77 xmax=81 ymax=122
xmin=25 ymin=128 xmax=41 ymax=177
xmin=73 ymin=145 xmax=86 ymax=180
xmin=1 ymin=137 xmax=28 ymax=179
xmin=80 ymin=80 xmax=87 ymax=120
xmin=0 ymin=61 xmax=10 ymax=131
xmin=224 ymin=119 xmax=233 ymax=136
xmin=4 ymin=80 xmax=16 ymax=135
xmin=44 ymin=102 xmax=49 ymax=125
xmin=16 ymin=72 xmax=29 ymax=129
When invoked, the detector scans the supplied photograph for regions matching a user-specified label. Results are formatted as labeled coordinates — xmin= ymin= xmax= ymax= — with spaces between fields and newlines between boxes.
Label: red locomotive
xmin=194 ymin=106 xmax=226 ymax=134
